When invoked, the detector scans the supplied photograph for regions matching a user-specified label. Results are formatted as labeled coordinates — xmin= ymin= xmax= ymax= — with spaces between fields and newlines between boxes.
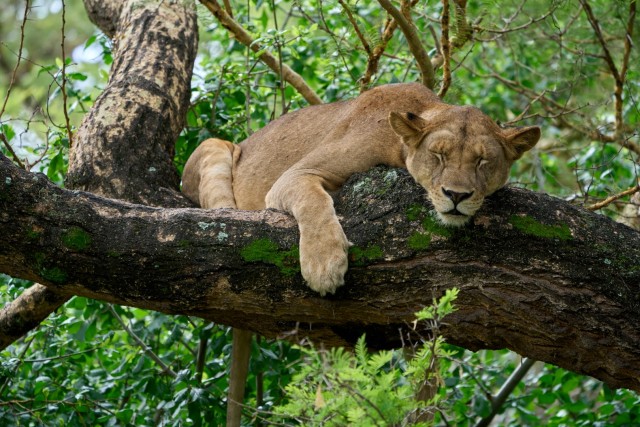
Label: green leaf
xmin=1 ymin=124 xmax=15 ymax=142
xmin=85 ymin=34 xmax=97 ymax=48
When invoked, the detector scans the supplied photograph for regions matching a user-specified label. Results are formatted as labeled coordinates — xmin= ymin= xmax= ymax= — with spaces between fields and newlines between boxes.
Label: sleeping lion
xmin=182 ymin=83 xmax=540 ymax=295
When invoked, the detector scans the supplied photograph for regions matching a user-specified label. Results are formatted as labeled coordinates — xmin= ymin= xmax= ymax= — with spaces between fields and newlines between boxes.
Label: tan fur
xmin=182 ymin=138 xmax=239 ymax=209
xmin=182 ymin=83 xmax=540 ymax=295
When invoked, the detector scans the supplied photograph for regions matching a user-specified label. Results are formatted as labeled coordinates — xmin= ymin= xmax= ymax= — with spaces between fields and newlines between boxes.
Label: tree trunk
xmin=0 ymin=0 xmax=198 ymax=349
xmin=2 ymin=156 xmax=639 ymax=392
xmin=67 ymin=0 xmax=198 ymax=206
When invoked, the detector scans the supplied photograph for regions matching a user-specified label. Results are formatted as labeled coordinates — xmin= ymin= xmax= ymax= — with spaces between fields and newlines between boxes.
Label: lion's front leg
xmin=266 ymin=171 xmax=350 ymax=295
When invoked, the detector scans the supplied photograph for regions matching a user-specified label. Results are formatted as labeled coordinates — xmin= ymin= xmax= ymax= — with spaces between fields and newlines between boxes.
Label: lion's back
xmin=231 ymin=83 xmax=439 ymax=209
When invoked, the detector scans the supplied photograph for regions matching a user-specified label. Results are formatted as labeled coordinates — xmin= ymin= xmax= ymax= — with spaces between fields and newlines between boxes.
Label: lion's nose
xmin=442 ymin=188 xmax=473 ymax=204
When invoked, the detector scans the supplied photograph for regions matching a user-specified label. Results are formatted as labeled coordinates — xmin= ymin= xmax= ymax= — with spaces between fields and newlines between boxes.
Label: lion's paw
xmin=299 ymin=227 xmax=350 ymax=296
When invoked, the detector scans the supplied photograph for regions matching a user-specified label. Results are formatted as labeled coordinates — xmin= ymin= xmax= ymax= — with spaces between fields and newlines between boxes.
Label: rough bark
xmin=0 ymin=284 xmax=72 ymax=349
xmin=66 ymin=0 xmax=198 ymax=207
xmin=0 ymin=0 xmax=199 ymax=351
xmin=2 ymin=155 xmax=639 ymax=391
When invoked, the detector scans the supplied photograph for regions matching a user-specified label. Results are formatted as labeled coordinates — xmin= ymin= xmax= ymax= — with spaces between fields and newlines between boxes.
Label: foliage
xmin=0 ymin=276 xmax=299 ymax=426
xmin=269 ymin=289 xmax=459 ymax=426
xmin=439 ymin=348 xmax=640 ymax=426
xmin=1 ymin=0 xmax=639 ymax=426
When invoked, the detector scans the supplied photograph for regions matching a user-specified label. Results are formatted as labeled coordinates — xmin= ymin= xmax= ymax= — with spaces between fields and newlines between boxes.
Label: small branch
xmin=377 ymin=0 xmax=435 ymax=89
xmin=464 ymin=60 xmax=640 ymax=156
xmin=60 ymin=0 xmax=73 ymax=148
xmin=0 ymin=132 xmax=26 ymax=170
xmin=578 ymin=0 xmax=621 ymax=83
xmin=270 ymin=0 xmax=286 ymax=115
xmin=244 ymin=0 xmax=252 ymax=135
xmin=222 ymin=0 xmax=233 ymax=18
xmin=586 ymin=182 xmax=640 ymax=211
xmin=579 ymin=0 xmax=627 ymax=137
xmin=198 ymin=0 xmax=323 ymax=105
xmin=360 ymin=16 xmax=398 ymax=90
xmin=473 ymin=358 xmax=536 ymax=427
xmin=437 ymin=0 xmax=451 ymax=98
xmin=428 ymin=26 xmax=443 ymax=68
xmin=0 ymin=0 xmax=29 ymax=121
xmin=195 ymin=334 xmax=209 ymax=383
xmin=107 ymin=305 xmax=177 ymax=378
xmin=23 ymin=346 xmax=101 ymax=363
xmin=338 ymin=0 xmax=371 ymax=55
xmin=0 ymin=0 xmax=29 ymax=170
xmin=620 ymin=1 xmax=636 ymax=84
xmin=0 ymin=334 xmax=36 ymax=395
xmin=475 ymin=5 xmax=558 ymax=39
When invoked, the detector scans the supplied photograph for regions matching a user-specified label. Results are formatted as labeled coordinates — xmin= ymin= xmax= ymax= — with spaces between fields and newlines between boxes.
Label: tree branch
xmin=2 ymin=155 xmax=639 ymax=392
xmin=437 ymin=0 xmax=451 ymax=98
xmin=198 ymin=0 xmax=323 ymax=105
xmin=587 ymin=183 xmax=640 ymax=212
xmin=0 ymin=0 xmax=199 ymax=352
xmin=579 ymin=0 xmax=635 ymax=138
xmin=0 ymin=284 xmax=71 ymax=350
xmin=474 ymin=358 xmax=536 ymax=427
xmin=377 ymin=0 xmax=435 ymax=89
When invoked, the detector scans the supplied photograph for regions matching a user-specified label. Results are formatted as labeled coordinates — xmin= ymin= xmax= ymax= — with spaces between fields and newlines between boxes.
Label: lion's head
xmin=389 ymin=106 xmax=540 ymax=226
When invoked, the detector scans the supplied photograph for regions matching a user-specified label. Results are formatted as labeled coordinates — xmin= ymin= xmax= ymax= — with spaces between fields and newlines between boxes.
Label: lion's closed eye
xmin=476 ymin=158 xmax=488 ymax=168
xmin=431 ymin=151 xmax=444 ymax=164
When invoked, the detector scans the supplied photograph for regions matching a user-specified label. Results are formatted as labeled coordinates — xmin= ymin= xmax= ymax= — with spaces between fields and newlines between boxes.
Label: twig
xmin=473 ymin=358 xmax=536 ymax=427
xmin=377 ymin=0 xmax=435 ymax=89
xmin=586 ymin=183 xmax=640 ymax=211
xmin=437 ymin=0 xmax=451 ymax=98
xmin=360 ymin=16 xmax=397 ymax=90
xmin=222 ymin=0 xmax=233 ymax=18
xmin=107 ymin=305 xmax=177 ymax=378
xmin=270 ymin=0 xmax=286 ymax=115
xmin=475 ymin=6 xmax=558 ymax=39
xmin=0 ymin=1 xmax=29 ymax=121
xmin=195 ymin=334 xmax=209 ymax=383
xmin=23 ymin=346 xmax=101 ymax=363
xmin=0 ymin=132 xmax=26 ymax=169
xmin=0 ymin=0 xmax=29 ymax=170
xmin=198 ymin=0 xmax=323 ymax=105
xmin=244 ymin=0 xmax=252 ymax=135
xmin=428 ymin=26 xmax=443 ymax=63
xmin=464 ymin=59 xmax=640 ymax=156
xmin=579 ymin=0 xmax=635 ymax=138
xmin=338 ymin=0 xmax=371 ymax=55
xmin=60 ymin=0 xmax=73 ymax=148
xmin=334 ymin=376 xmax=390 ymax=423
xmin=209 ymin=65 xmax=226 ymax=130
xmin=0 ymin=334 xmax=36 ymax=395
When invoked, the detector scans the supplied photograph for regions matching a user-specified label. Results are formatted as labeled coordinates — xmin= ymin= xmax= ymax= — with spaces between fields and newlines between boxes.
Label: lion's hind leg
xmin=182 ymin=138 xmax=238 ymax=208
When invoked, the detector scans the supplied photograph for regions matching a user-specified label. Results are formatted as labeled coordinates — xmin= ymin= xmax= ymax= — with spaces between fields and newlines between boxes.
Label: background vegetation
xmin=1 ymin=0 xmax=639 ymax=425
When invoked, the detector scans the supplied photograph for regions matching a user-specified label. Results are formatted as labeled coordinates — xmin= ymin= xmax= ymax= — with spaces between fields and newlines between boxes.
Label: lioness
xmin=183 ymin=83 xmax=540 ymax=425
xmin=183 ymin=83 xmax=540 ymax=295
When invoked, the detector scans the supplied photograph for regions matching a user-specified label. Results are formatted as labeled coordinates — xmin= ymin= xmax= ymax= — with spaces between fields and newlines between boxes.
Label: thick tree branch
xmin=2 ymin=155 xmax=639 ymax=391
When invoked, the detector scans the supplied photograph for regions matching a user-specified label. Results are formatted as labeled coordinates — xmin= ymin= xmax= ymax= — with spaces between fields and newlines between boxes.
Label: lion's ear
xmin=503 ymin=126 xmax=541 ymax=160
xmin=389 ymin=112 xmax=427 ymax=147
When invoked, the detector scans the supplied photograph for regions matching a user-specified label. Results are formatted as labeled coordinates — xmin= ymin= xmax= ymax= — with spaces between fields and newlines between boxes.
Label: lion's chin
xmin=436 ymin=211 xmax=472 ymax=227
